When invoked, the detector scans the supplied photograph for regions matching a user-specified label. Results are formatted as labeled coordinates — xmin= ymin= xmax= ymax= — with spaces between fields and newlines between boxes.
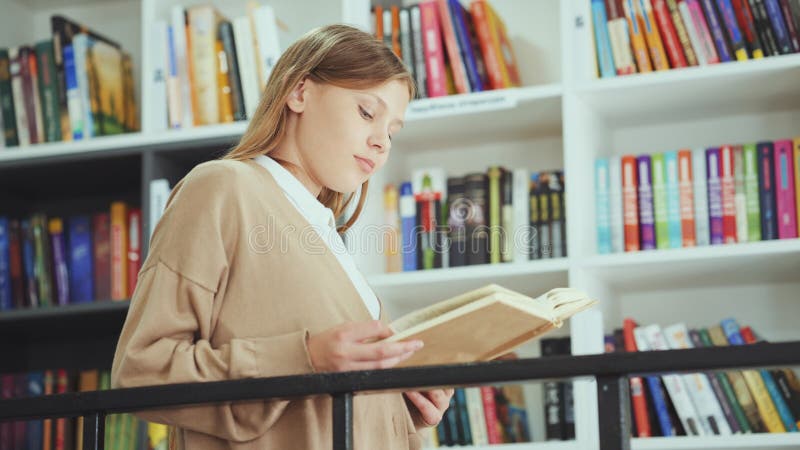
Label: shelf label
xmin=407 ymin=92 xmax=518 ymax=120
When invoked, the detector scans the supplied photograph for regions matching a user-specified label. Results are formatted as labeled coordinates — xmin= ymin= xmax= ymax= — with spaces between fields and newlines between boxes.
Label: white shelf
xmin=368 ymin=259 xmax=569 ymax=314
xmin=397 ymin=84 xmax=563 ymax=152
xmin=579 ymin=239 xmax=800 ymax=291
xmin=632 ymin=433 xmax=800 ymax=450
xmin=575 ymin=54 xmax=800 ymax=127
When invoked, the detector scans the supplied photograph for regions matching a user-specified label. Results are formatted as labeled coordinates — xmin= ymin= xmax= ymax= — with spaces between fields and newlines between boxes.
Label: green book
xmin=651 ymin=153 xmax=669 ymax=249
xmin=488 ymin=166 xmax=502 ymax=264
xmin=699 ymin=328 xmax=752 ymax=433
xmin=0 ymin=48 xmax=18 ymax=147
xmin=742 ymin=144 xmax=761 ymax=242
xmin=34 ymin=40 xmax=62 ymax=143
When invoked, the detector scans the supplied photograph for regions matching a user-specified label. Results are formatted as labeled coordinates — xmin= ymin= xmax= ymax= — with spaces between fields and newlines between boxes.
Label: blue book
xmin=664 ymin=151 xmax=683 ymax=248
xmin=596 ymin=158 xmax=612 ymax=254
xmin=400 ymin=182 xmax=417 ymax=271
xmin=715 ymin=0 xmax=749 ymax=59
xmin=706 ymin=148 xmax=724 ymax=245
xmin=449 ymin=0 xmax=484 ymax=92
xmin=26 ymin=372 xmax=44 ymax=450
xmin=592 ymin=0 xmax=616 ymax=78
xmin=645 ymin=375 xmax=676 ymax=436
xmin=21 ymin=219 xmax=39 ymax=307
xmin=0 ymin=217 xmax=11 ymax=311
xmin=454 ymin=388 xmax=472 ymax=444
xmin=68 ymin=216 xmax=94 ymax=303
xmin=167 ymin=25 xmax=180 ymax=129
xmin=700 ymin=0 xmax=734 ymax=61
xmin=63 ymin=44 xmax=83 ymax=140
xmin=764 ymin=0 xmax=793 ymax=53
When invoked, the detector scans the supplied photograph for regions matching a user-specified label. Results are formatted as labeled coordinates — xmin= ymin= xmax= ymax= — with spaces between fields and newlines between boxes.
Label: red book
xmin=470 ymin=0 xmax=505 ymax=89
xmin=623 ymin=318 xmax=652 ymax=437
xmin=480 ymin=386 xmax=502 ymax=443
xmin=437 ymin=0 xmax=470 ymax=93
xmin=7 ymin=219 xmax=25 ymax=308
xmin=43 ymin=370 xmax=54 ymax=450
xmin=622 ymin=156 xmax=641 ymax=251
xmin=678 ymin=150 xmax=697 ymax=246
xmin=720 ymin=145 xmax=738 ymax=243
xmin=127 ymin=208 xmax=142 ymax=297
xmin=739 ymin=325 xmax=757 ymax=344
xmin=54 ymin=369 xmax=71 ymax=450
xmin=92 ymin=213 xmax=111 ymax=300
xmin=653 ymin=0 xmax=689 ymax=67
xmin=419 ymin=0 xmax=449 ymax=97
xmin=731 ymin=0 xmax=762 ymax=56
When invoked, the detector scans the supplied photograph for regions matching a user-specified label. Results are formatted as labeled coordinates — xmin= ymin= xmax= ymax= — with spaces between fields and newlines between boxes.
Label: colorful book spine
xmin=678 ymin=150 xmax=697 ymax=246
xmin=665 ymin=151 xmax=683 ymax=248
xmin=596 ymin=158 xmax=613 ymax=254
xmin=622 ymin=155 xmax=641 ymax=251
xmin=638 ymin=155 xmax=657 ymax=250
xmin=750 ymin=0 xmax=780 ymax=56
xmin=34 ymin=40 xmax=62 ymax=143
xmin=732 ymin=0 xmax=765 ymax=57
xmin=778 ymin=0 xmax=800 ymax=51
xmin=419 ymin=1 xmax=448 ymax=97
xmin=687 ymin=0 xmax=723 ymax=63
xmin=638 ymin=0 xmax=671 ymax=69
xmin=689 ymin=329 xmax=742 ymax=433
xmin=450 ymin=0 xmax=484 ymax=92
xmin=110 ymin=202 xmax=129 ymax=300
xmin=733 ymin=146 xmax=749 ymax=243
xmin=719 ymin=145 xmax=738 ymax=243
xmin=623 ymin=319 xmax=652 ymax=437
xmin=632 ymin=326 xmax=677 ymax=436
xmin=625 ymin=0 xmax=655 ymax=71
xmin=594 ymin=0 xmax=618 ymax=77
xmin=437 ymin=0 xmax=470 ymax=94
xmin=795 ymin=138 xmax=800 ymax=237
xmin=697 ymin=328 xmax=753 ymax=433
xmin=693 ymin=148 xmax=710 ymax=245
xmin=667 ymin=0 xmax=701 ymax=65
xmin=716 ymin=0 xmax=751 ymax=59
xmin=127 ymin=208 xmax=142 ymax=296
xmin=49 ymin=218 xmax=70 ymax=306
xmin=654 ymin=0 xmax=690 ymax=67
xmin=609 ymin=156 xmax=625 ymax=252
xmin=470 ymin=0 xmax=505 ymax=89
xmin=652 ymin=153 xmax=669 ymax=249
xmin=757 ymin=142 xmax=778 ymax=240
xmin=608 ymin=0 xmax=638 ymax=74
xmin=31 ymin=215 xmax=53 ymax=306
xmin=63 ymin=44 xmax=83 ymax=140
xmin=0 ymin=217 xmax=10 ymax=310
xmin=742 ymin=144 xmax=763 ymax=241
xmin=400 ymin=182 xmax=418 ymax=271
xmin=706 ymin=148 xmax=724 ymax=245
xmin=67 ymin=216 xmax=93 ymax=303
xmin=701 ymin=0 xmax=735 ymax=61
xmin=773 ymin=140 xmax=797 ymax=238
xmin=764 ymin=0 xmax=794 ymax=52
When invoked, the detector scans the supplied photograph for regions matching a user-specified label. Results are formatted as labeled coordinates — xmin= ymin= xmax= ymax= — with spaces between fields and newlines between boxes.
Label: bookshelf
xmin=1 ymin=0 xmax=799 ymax=449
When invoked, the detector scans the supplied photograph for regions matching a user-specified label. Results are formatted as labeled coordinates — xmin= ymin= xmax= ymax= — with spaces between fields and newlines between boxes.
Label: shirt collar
xmin=253 ymin=154 xmax=336 ymax=229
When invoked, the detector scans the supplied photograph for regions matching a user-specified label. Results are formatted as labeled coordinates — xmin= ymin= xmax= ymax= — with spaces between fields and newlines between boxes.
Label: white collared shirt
xmin=253 ymin=154 xmax=380 ymax=319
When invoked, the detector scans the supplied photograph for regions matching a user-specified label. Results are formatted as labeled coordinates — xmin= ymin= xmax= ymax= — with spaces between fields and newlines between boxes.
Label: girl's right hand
xmin=307 ymin=320 xmax=424 ymax=372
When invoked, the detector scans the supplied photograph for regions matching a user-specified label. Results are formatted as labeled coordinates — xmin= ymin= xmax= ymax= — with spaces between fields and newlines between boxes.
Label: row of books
xmin=0 ymin=16 xmax=138 ymax=148
xmin=591 ymin=0 xmax=800 ymax=78
xmin=148 ymin=3 xmax=283 ymax=131
xmin=608 ymin=318 xmax=800 ymax=437
xmin=0 ymin=202 xmax=141 ymax=311
xmin=595 ymin=139 xmax=800 ymax=254
xmin=0 ymin=369 xmax=167 ymax=450
xmin=421 ymin=381 xmax=531 ymax=446
xmin=382 ymin=167 xmax=566 ymax=273
xmin=371 ymin=0 xmax=521 ymax=99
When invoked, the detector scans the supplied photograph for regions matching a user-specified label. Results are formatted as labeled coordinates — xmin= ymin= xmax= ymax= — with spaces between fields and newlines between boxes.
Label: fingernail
xmin=413 ymin=340 xmax=424 ymax=349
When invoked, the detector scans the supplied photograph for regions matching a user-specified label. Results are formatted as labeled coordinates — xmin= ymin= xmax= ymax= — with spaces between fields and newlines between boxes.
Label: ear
xmin=286 ymin=78 xmax=309 ymax=113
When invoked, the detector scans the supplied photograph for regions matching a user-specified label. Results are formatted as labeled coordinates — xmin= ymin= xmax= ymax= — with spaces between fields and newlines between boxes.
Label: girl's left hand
xmin=404 ymin=388 xmax=455 ymax=428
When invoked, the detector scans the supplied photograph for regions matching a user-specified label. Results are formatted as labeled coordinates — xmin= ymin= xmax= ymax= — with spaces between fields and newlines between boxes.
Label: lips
xmin=354 ymin=155 xmax=375 ymax=173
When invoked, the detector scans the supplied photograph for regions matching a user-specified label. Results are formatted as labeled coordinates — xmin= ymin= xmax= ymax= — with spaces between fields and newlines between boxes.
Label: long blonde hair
xmin=223 ymin=24 xmax=415 ymax=233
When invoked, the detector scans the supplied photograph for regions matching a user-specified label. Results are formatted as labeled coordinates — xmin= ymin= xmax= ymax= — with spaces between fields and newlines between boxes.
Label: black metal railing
xmin=1 ymin=341 xmax=799 ymax=450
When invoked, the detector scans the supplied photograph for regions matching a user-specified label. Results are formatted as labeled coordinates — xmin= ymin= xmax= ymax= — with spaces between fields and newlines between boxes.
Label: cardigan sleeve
xmin=110 ymin=161 xmax=316 ymax=443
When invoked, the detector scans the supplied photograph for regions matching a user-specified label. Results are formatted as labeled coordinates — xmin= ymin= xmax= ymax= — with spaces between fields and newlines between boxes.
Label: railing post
xmin=332 ymin=392 xmax=353 ymax=450
xmin=82 ymin=412 xmax=105 ymax=450
xmin=597 ymin=375 xmax=630 ymax=450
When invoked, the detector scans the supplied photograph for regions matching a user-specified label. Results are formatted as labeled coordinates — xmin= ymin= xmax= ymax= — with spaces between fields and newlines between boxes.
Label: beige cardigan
xmin=111 ymin=159 xmax=423 ymax=450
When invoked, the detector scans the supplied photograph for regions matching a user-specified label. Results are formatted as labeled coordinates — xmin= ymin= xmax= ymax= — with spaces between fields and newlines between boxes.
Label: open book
xmin=384 ymin=284 xmax=598 ymax=368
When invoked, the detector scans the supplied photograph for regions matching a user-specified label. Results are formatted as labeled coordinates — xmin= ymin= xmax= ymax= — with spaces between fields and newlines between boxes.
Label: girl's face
xmin=286 ymin=78 xmax=410 ymax=194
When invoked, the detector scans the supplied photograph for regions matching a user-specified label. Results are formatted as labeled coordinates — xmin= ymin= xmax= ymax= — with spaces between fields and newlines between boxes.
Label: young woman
xmin=111 ymin=24 xmax=452 ymax=450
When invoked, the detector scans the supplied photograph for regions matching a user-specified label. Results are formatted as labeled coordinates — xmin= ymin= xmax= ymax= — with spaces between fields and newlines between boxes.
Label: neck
xmin=268 ymin=125 xmax=323 ymax=198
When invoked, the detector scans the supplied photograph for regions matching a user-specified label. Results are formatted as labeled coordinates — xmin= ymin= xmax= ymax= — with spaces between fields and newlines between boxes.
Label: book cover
xmin=624 ymin=0 xmax=655 ymax=71
xmin=700 ymin=0 xmax=735 ymax=61
xmin=716 ymin=0 xmax=751 ymax=59
xmin=677 ymin=150 xmax=697 ymax=246
xmin=719 ymin=145 xmax=738 ymax=243
xmin=742 ymin=143 xmax=762 ymax=241
xmin=667 ymin=0 xmax=701 ymax=65
xmin=687 ymin=0 xmax=723 ymax=63
xmin=420 ymin=0 xmax=449 ymax=97
xmin=638 ymin=155 xmax=657 ymax=250
xmin=731 ymin=0 xmax=766 ymax=57
xmin=665 ymin=151 xmax=683 ymax=248
xmin=706 ymin=148 xmax=724 ymax=245
xmin=654 ymin=0 xmax=690 ymax=67
xmin=651 ymin=153 xmax=669 ymax=249
xmin=756 ymin=141 xmax=778 ymax=240
xmin=639 ymin=0 xmax=671 ymax=69
xmin=773 ymin=139 xmax=797 ymax=238
xmin=622 ymin=155 xmax=641 ymax=251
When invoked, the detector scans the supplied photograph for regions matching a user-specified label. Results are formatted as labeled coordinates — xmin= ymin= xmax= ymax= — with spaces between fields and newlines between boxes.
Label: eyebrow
xmin=363 ymin=92 xmax=405 ymax=128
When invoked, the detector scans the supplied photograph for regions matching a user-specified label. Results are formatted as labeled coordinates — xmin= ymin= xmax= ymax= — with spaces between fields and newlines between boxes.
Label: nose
xmin=367 ymin=130 xmax=390 ymax=153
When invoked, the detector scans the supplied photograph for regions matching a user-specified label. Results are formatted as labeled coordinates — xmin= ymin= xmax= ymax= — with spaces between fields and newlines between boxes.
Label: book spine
xmin=698 ymin=329 xmax=753 ymax=432
xmin=0 ymin=218 xmax=11 ymax=310
xmin=690 ymin=330 xmax=742 ymax=433
xmin=48 ymin=218 xmax=70 ymax=306
xmin=538 ymin=174 xmax=553 ymax=258
xmin=391 ymin=6 xmax=402 ymax=58
xmin=706 ymin=148 xmax=724 ymax=245
xmin=481 ymin=386 xmax=501 ymax=443
xmin=795 ymin=137 xmax=800 ymax=237
xmin=633 ymin=327 xmax=677 ymax=436
xmin=63 ymin=45 xmax=83 ymax=140
xmin=0 ymin=48 xmax=19 ymax=147
xmin=773 ymin=140 xmax=797 ymax=238
xmin=399 ymin=8 xmax=416 ymax=88
xmin=609 ymin=156 xmax=625 ymax=252
xmin=34 ymin=40 xmax=62 ymax=142
xmin=72 ymin=35 xmax=94 ymax=139
xmin=420 ymin=1 xmax=449 ymax=97
xmin=20 ymin=220 xmax=39 ymax=307
xmin=622 ymin=155 xmax=641 ymax=251
xmin=732 ymin=0 xmax=766 ymax=57
xmin=701 ymin=0 xmax=735 ymax=61
xmin=665 ymin=151 xmax=683 ymax=248
xmin=92 ymin=213 xmax=111 ymax=300
xmin=512 ymin=168 xmax=531 ymax=262
xmin=783 ymin=0 xmax=800 ymax=51
xmin=488 ymin=166 xmax=502 ymax=264
xmin=750 ymin=0 xmax=780 ymax=55
xmin=743 ymin=143 xmax=762 ymax=241
xmin=19 ymin=46 xmax=44 ymax=144
xmin=67 ymin=216 xmax=93 ymax=303
xmin=31 ymin=215 xmax=53 ymax=307
xmin=610 ymin=16 xmax=638 ymax=74
xmin=654 ymin=0 xmax=690 ymax=66
xmin=651 ymin=153 xmax=669 ymax=249
xmin=625 ymin=0 xmax=655 ymax=71
xmin=166 ymin=24 xmax=182 ymax=128
xmin=437 ymin=0 xmax=470 ymax=93
xmin=465 ymin=387 xmax=488 ymax=444
xmin=638 ymin=155 xmax=657 ymax=250
xmin=596 ymin=158 xmax=613 ymax=254
xmin=757 ymin=142 xmax=778 ymax=240
xmin=470 ymin=0 xmax=504 ymax=89
xmin=410 ymin=6 xmax=428 ymax=99
xmin=687 ymin=0 xmax=723 ymax=62
xmin=772 ymin=369 xmax=800 ymax=429
xmin=623 ymin=319 xmax=652 ymax=437
xmin=7 ymin=220 xmax=24 ymax=309
xmin=732 ymin=145 xmax=749 ymax=243
xmin=678 ymin=150 xmax=697 ymax=246
xmin=594 ymin=0 xmax=619 ymax=77
xmin=764 ymin=0 xmax=794 ymax=52
xmin=549 ymin=172 xmax=565 ymax=259
xmin=219 ymin=21 xmax=245 ymax=122
xmin=110 ymin=202 xmax=129 ymax=300
xmin=127 ymin=208 xmax=142 ymax=297
xmin=447 ymin=178 xmax=468 ymax=267
xmin=668 ymin=0 xmax=701 ymax=64
xmin=529 ymin=174 xmax=541 ymax=259
xmin=719 ymin=145 xmax=738 ymax=243
xmin=231 ymin=16 xmax=259 ymax=119
xmin=717 ymin=0 xmax=752 ymax=59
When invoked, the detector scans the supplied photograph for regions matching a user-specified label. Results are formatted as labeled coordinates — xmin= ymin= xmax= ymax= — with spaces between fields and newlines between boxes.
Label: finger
xmin=350 ymin=340 xmax=423 ymax=362
xmin=342 ymin=320 xmax=394 ymax=342
xmin=405 ymin=391 xmax=440 ymax=426
xmin=348 ymin=350 xmax=416 ymax=371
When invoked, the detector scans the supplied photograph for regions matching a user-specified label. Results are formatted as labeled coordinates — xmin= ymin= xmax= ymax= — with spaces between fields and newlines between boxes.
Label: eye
xmin=359 ymin=106 xmax=373 ymax=120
